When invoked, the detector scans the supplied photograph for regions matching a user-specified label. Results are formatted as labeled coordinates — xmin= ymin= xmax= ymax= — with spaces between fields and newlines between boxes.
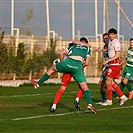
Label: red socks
xmin=53 ymin=89 xmax=65 ymax=104
xmin=76 ymin=88 xmax=84 ymax=98
xmin=106 ymin=83 xmax=124 ymax=100
xmin=112 ymin=82 xmax=123 ymax=97
xmin=106 ymin=84 xmax=113 ymax=100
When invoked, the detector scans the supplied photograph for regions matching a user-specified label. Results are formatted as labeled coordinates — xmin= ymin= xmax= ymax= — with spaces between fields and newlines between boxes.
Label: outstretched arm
xmin=59 ymin=49 xmax=68 ymax=62
xmin=103 ymin=51 xmax=120 ymax=65
xmin=95 ymin=47 xmax=107 ymax=52
xmin=82 ymin=56 xmax=90 ymax=68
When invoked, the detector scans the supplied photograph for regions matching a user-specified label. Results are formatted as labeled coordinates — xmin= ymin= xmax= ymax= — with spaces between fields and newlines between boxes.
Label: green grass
xmin=0 ymin=82 xmax=133 ymax=133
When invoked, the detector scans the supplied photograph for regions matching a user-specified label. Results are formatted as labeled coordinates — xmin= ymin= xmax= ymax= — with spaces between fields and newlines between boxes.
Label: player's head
xmin=102 ymin=33 xmax=109 ymax=45
xmin=130 ymin=38 xmax=133 ymax=49
xmin=108 ymin=28 xmax=117 ymax=34
xmin=80 ymin=37 xmax=88 ymax=43
xmin=69 ymin=43 xmax=74 ymax=47
xmin=108 ymin=28 xmax=117 ymax=41
xmin=130 ymin=38 xmax=133 ymax=41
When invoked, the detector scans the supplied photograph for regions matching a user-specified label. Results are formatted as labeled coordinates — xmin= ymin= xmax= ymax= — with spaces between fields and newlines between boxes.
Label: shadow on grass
xmin=23 ymin=102 xmax=75 ymax=112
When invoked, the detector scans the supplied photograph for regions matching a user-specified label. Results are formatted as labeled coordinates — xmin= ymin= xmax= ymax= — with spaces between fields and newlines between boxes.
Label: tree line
xmin=0 ymin=32 xmax=58 ymax=80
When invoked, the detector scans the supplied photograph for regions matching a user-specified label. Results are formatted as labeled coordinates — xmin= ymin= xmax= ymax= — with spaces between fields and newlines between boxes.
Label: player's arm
xmin=72 ymin=40 xmax=91 ymax=47
xmin=95 ymin=47 xmax=107 ymax=52
xmin=59 ymin=49 xmax=68 ymax=62
xmin=103 ymin=51 xmax=120 ymax=65
xmin=82 ymin=56 xmax=90 ymax=68
xmin=120 ymin=59 xmax=126 ymax=65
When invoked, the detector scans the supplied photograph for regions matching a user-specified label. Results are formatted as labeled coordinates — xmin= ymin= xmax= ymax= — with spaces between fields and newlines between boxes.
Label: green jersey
xmin=67 ymin=44 xmax=91 ymax=60
xmin=126 ymin=47 xmax=133 ymax=67
xmin=103 ymin=44 xmax=109 ymax=61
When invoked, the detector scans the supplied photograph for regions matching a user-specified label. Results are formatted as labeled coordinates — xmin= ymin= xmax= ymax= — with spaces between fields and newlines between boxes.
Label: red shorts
xmin=61 ymin=73 xmax=72 ymax=87
xmin=105 ymin=65 xmax=121 ymax=79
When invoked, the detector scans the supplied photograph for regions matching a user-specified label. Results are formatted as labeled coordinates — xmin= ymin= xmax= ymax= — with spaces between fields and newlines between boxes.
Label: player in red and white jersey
xmin=108 ymin=38 xmax=121 ymax=66
xmin=101 ymin=28 xmax=128 ymax=106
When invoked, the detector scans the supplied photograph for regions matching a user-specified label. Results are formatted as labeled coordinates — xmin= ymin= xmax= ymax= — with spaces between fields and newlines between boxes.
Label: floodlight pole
xmin=72 ymin=0 xmax=75 ymax=40
xmin=103 ymin=0 xmax=106 ymax=33
xmin=132 ymin=2 xmax=133 ymax=36
xmin=11 ymin=0 xmax=14 ymax=36
xmin=95 ymin=0 xmax=98 ymax=39
xmin=117 ymin=0 xmax=120 ymax=40
xmin=46 ymin=0 xmax=50 ymax=41
xmin=95 ymin=0 xmax=98 ymax=77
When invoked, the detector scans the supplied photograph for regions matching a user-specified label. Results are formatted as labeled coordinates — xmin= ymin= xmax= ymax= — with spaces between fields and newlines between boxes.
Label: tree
xmin=14 ymin=43 xmax=26 ymax=77
xmin=7 ymin=46 xmax=15 ymax=75
xmin=25 ymin=52 xmax=44 ymax=75
xmin=0 ymin=31 xmax=5 ymax=63
xmin=22 ymin=8 xmax=34 ymax=35
xmin=0 ymin=43 xmax=9 ymax=79
xmin=42 ymin=38 xmax=58 ymax=68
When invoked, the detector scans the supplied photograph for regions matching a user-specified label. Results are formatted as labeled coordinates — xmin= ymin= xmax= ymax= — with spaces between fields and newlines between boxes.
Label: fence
xmin=1 ymin=34 xmax=129 ymax=80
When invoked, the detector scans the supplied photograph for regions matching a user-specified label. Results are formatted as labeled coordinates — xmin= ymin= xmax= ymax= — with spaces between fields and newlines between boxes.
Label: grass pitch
xmin=0 ymin=82 xmax=133 ymax=133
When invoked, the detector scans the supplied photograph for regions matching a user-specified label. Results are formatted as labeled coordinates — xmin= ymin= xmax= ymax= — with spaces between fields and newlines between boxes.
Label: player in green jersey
xmin=31 ymin=37 xmax=96 ymax=114
xmin=96 ymin=33 xmax=109 ymax=103
xmin=120 ymin=38 xmax=133 ymax=99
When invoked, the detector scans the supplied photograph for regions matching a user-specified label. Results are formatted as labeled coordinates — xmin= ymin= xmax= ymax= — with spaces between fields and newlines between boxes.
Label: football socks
xmin=53 ymin=89 xmax=65 ymax=104
xmin=84 ymin=90 xmax=92 ymax=105
xmin=38 ymin=73 xmax=50 ymax=86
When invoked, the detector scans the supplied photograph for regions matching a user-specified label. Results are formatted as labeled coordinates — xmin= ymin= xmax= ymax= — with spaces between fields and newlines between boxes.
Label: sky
xmin=0 ymin=0 xmax=133 ymax=40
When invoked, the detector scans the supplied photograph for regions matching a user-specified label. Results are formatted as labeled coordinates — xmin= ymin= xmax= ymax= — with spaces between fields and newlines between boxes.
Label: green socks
xmin=125 ymin=83 xmax=132 ymax=92
xmin=112 ymin=91 xmax=118 ymax=97
xmin=38 ymin=73 xmax=50 ymax=86
xmin=84 ymin=90 xmax=92 ymax=105
xmin=120 ymin=82 xmax=125 ymax=92
xmin=120 ymin=82 xmax=132 ymax=92
xmin=100 ymin=92 xmax=106 ymax=101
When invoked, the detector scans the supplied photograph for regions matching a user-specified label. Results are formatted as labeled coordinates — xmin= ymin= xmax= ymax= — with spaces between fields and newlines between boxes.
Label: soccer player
xmin=96 ymin=33 xmax=109 ymax=104
xmin=101 ymin=28 xmax=128 ymax=106
xmin=50 ymin=41 xmax=91 ymax=112
xmin=31 ymin=37 xmax=96 ymax=114
xmin=96 ymin=33 xmax=119 ymax=105
xmin=119 ymin=38 xmax=133 ymax=99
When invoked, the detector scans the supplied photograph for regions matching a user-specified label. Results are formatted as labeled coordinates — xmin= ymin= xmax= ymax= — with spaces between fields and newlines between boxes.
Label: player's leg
xmin=74 ymin=68 xmax=85 ymax=110
xmin=74 ymin=84 xmax=84 ymax=111
xmin=101 ymin=66 xmax=128 ymax=106
xmin=112 ymin=80 xmax=119 ymax=100
xmin=97 ymin=67 xmax=108 ymax=104
xmin=78 ymin=82 xmax=96 ymax=114
xmin=96 ymin=78 xmax=106 ymax=105
xmin=122 ymin=78 xmax=133 ymax=99
xmin=110 ymin=66 xmax=128 ymax=105
xmin=72 ymin=71 xmax=96 ymax=114
xmin=50 ymin=73 xmax=72 ymax=112
xmin=120 ymin=66 xmax=133 ymax=99
xmin=31 ymin=64 xmax=57 ymax=89
xmin=99 ymin=78 xmax=107 ymax=102
xmin=75 ymin=87 xmax=84 ymax=102
xmin=101 ymin=76 xmax=113 ymax=106
xmin=31 ymin=60 xmax=66 ymax=89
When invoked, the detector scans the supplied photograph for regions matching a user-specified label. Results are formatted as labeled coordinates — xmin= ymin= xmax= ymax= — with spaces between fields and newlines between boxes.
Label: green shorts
xmin=101 ymin=67 xmax=108 ymax=80
xmin=122 ymin=65 xmax=133 ymax=80
xmin=56 ymin=58 xmax=86 ymax=83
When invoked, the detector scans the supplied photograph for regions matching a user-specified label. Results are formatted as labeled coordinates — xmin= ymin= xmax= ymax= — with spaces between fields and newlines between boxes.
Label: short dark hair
xmin=80 ymin=37 xmax=88 ymax=43
xmin=108 ymin=28 xmax=117 ymax=34
xmin=69 ymin=43 xmax=74 ymax=47
xmin=103 ymin=33 xmax=109 ymax=37
xmin=130 ymin=38 xmax=133 ymax=41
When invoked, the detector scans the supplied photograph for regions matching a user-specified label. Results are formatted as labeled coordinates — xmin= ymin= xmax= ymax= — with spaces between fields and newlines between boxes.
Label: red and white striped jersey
xmin=108 ymin=39 xmax=121 ymax=66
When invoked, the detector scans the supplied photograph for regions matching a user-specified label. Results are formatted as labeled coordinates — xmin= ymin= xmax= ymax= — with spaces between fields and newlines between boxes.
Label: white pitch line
xmin=11 ymin=105 xmax=133 ymax=121
xmin=0 ymin=90 xmax=99 ymax=98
